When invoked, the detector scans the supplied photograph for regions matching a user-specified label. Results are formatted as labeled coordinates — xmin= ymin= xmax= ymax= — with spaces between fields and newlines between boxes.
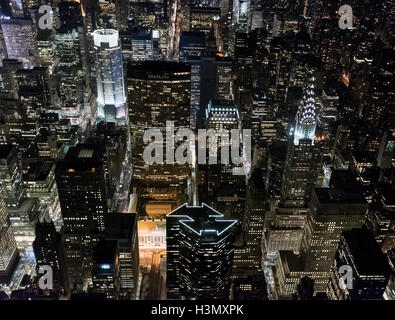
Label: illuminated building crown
xmin=294 ymin=77 xmax=316 ymax=145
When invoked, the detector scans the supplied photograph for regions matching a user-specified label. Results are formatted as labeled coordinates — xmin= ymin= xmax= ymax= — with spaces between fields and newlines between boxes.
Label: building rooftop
xmin=93 ymin=240 xmax=118 ymax=265
xmin=56 ymin=143 xmax=104 ymax=173
xmin=127 ymin=61 xmax=191 ymax=79
xmin=168 ymin=203 xmax=237 ymax=239
xmin=24 ymin=161 xmax=54 ymax=181
xmin=342 ymin=228 xmax=391 ymax=277
xmin=0 ymin=144 xmax=14 ymax=159
xmin=314 ymin=188 xmax=366 ymax=204
xmin=105 ymin=213 xmax=136 ymax=241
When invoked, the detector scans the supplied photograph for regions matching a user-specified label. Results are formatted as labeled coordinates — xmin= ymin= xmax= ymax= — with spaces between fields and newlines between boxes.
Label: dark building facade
xmin=55 ymin=143 xmax=108 ymax=291
xmin=167 ymin=203 xmax=237 ymax=300
xmin=91 ymin=240 xmax=119 ymax=300
xmin=33 ymin=220 xmax=68 ymax=294
xmin=327 ymin=228 xmax=391 ymax=300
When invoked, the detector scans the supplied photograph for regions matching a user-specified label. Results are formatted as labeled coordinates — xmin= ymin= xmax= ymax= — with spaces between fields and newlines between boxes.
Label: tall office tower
xmin=33 ymin=220 xmax=68 ymax=294
xmin=366 ymin=183 xmax=395 ymax=252
xmin=0 ymin=59 xmax=22 ymax=99
xmin=266 ymin=37 xmax=293 ymax=112
xmin=206 ymin=99 xmax=239 ymax=130
xmin=281 ymin=78 xmax=322 ymax=207
xmin=54 ymin=27 xmax=84 ymax=105
xmin=327 ymin=228 xmax=391 ymax=300
xmin=121 ymin=27 xmax=154 ymax=62
xmin=265 ymin=206 xmax=309 ymax=257
xmin=0 ymin=17 xmax=36 ymax=69
xmin=250 ymin=93 xmax=270 ymax=145
xmin=167 ymin=203 xmax=237 ymax=300
xmin=55 ymin=143 xmax=109 ymax=291
xmin=365 ymin=49 xmax=394 ymax=132
xmin=201 ymin=99 xmax=246 ymax=205
xmin=316 ymin=85 xmax=339 ymax=159
xmin=266 ymin=141 xmax=287 ymax=200
xmin=178 ymin=32 xmax=206 ymax=129
xmin=15 ymin=67 xmax=51 ymax=120
xmin=127 ymin=61 xmax=191 ymax=185
xmin=0 ymin=145 xmax=24 ymax=208
xmin=0 ymin=185 xmax=19 ymax=284
xmin=180 ymin=38 xmax=232 ymax=129
xmin=58 ymin=1 xmax=83 ymax=30
xmin=233 ymin=188 xmax=266 ymax=276
xmin=105 ymin=213 xmax=139 ymax=299
xmin=129 ymin=28 xmax=157 ymax=61
xmin=232 ymin=0 xmax=251 ymax=33
xmin=36 ymin=30 xmax=56 ymax=72
xmin=91 ymin=240 xmax=120 ymax=300
xmin=200 ymin=55 xmax=233 ymax=127
xmin=0 ymin=98 xmax=25 ymax=146
xmin=377 ymin=130 xmax=395 ymax=170
xmin=23 ymin=161 xmax=62 ymax=228
xmin=305 ymin=188 xmax=367 ymax=292
xmin=93 ymin=29 xmax=126 ymax=123
xmin=216 ymin=59 xmax=233 ymax=100
xmin=179 ymin=31 xmax=206 ymax=63
xmin=92 ymin=122 xmax=127 ymax=201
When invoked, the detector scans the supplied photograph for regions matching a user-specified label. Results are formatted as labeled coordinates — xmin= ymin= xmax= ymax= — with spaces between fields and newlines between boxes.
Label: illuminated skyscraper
xmin=294 ymin=79 xmax=317 ymax=145
xmin=93 ymin=29 xmax=126 ymax=123
xmin=305 ymin=188 xmax=367 ymax=292
xmin=281 ymin=77 xmax=322 ymax=207
xmin=15 ymin=67 xmax=51 ymax=120
xmin=0 ymin=17 xmax=36 ymax=69
xmin=167 ymin=203 xmax=237 ymax=300
xmin=127 ymin=61 xmax=191 ymax=184
xmin=55 ymin=27 xmax=84 ymax=105
xmin=0 ymin=185 xmax=19 ymax=284
xmin=0 ymin=145 xmax=24 ymax=208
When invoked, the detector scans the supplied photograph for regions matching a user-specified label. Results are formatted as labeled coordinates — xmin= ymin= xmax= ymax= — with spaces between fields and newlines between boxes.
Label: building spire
xmin=294 ymin=76 xmax=316 ymax=145
xmin=303 ymin=0 xmax=309 ymax=18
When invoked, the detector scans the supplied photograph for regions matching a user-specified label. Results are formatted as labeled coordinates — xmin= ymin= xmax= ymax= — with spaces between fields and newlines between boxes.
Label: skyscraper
xmin=91 ymin=240 xmax=119 ymax=300
xmin=0 ymin=185 xmax=19 ymax=284
xmin=33 ymin=220 xmax=68 ymax=294
xmin=105 ymin=212 xmax=139 ymax=299
xmin=23 ymin=161 xmax=61 ymax=228
xmin=127 ymin=61 xmax=191 ymax=185
xmin=327 ymin=228 xmax=391 ymax=300
xmin=55 ymin=143 xmax=109 ymax=291
xmin=0 ymin=145 xmax=24 ymax=208
xmin=305 ymin=188 xmax=367 ymax=292
xmin=93 ymin=29 xmax=126 ymax=123
xmin=15 ymin=67 xmax=51 ymax=120
xmin=167 ymin=203 xmax=237 ymax=300
xmin=54 ymin=26 xmax=84 ymax=105
xmin=293 ymin=79 xmax=316 ymax=146
xmin=281 ymin=77 xmax=322 ymax=207
xmin=0 ymin=17 xmax=36 ymax=69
